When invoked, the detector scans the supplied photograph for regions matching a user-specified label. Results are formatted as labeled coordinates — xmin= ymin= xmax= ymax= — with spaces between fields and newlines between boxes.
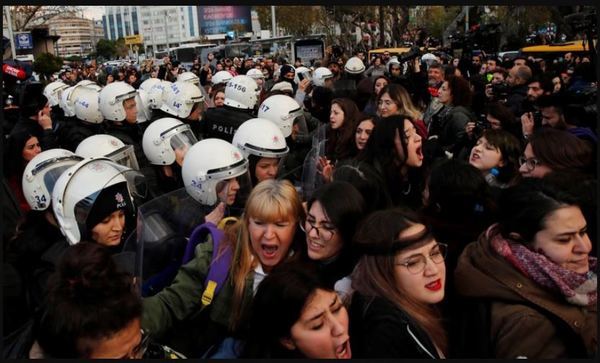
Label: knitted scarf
xmin=487 ymin=224 xmax=597 ymax=307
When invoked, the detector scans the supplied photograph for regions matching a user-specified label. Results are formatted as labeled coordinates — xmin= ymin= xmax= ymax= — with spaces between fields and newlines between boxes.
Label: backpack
xmin=182 ymin=222 xmax=233 ymax=308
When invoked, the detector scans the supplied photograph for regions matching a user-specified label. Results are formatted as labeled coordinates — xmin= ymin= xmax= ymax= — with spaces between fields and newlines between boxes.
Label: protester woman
xmin=357 ymin=114 xmax=425 ymax=209
xmin=428 ymin=75 xmax=474 ymax=158
xmin=325 ymin=98 xmax=361 ymax=164
xmin=3 ymin=131 xmax=42 ymax=214
xmin=142 ymin=179 xmax=306 ymax=357
xmin=453 ymin=178 xmax=596 ymax=358
xmin=5 ymin=242 xmax=144 ymax=358
xmin=241 ymin=262 xmax=352 ymax=358
xmin=519 ymin=128 xmax=593 ymax=178
xmin=354 ymin=114 xmax=377 ymax=152
xmin=301 ymin=181 xmax=365 ymax=289
xmin=468 ymin=129 xmax=522 ymax=189
xmin=363 ymin=75 xmax=389 ymax=116
xmin=377 ymin=83 xmax=427 ymax=138
xmin=349 ymin=208 xmax=448 ymax=358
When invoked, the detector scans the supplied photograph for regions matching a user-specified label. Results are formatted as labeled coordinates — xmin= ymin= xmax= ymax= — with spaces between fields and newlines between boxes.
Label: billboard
xmin=198 ymin=6 xmax=251 ymax=35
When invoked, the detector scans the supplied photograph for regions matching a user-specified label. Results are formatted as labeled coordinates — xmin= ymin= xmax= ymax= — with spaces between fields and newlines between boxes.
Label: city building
xmin=103 ymin=6 xmax=200 ymax=55
xmin=47 ymin=12 xmax=102 ymax=58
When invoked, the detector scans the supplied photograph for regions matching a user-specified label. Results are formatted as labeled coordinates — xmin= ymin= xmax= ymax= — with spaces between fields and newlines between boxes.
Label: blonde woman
xmin=142 ymin=179 xmax=306 ymax=357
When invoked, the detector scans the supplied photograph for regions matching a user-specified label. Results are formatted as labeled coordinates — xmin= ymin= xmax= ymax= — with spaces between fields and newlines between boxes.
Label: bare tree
xmin=8 ymin=5 xmax=83 ymax=31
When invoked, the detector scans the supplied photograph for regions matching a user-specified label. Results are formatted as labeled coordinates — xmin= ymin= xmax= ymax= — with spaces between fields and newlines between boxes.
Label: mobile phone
xmin=298 ymin=72 xmax=305 ymax=81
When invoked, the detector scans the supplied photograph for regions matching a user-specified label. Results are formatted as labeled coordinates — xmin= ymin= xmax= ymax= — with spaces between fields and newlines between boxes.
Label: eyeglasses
xmin=395 ymin=243 xmax=448 ymax=274
xmin=119 ymin=329 xmax=150 ymax=359
xmin=299 ymin=218 xmax=336 ymax=242
xmin=519 ymin=156 xmax=541 ymax=172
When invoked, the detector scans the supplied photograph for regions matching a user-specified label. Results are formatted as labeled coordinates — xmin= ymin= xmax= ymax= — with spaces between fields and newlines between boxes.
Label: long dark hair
xmin=34 ymin=242 xmax=141 ymax=358
xmin=358 ymin=114 xmax=423 ymax=206
xmin=241 ymin=262 xmax=333 ymax=358
xmin=326 ymin=98 xmax=360 ymax=162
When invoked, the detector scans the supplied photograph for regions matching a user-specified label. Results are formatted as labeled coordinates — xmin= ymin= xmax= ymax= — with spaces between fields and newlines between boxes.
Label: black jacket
xmin=505 ymin=84 xmax=528 ymax=119
xmin=4 ymin=212 xmax=69 ymax=329
xmin=59 ymin=119 xmax=105 ymax=152
xmin=349 ymin=293 xmax=442 ymax=358
xmin=200 ymin=106 xmax=254 ymax=143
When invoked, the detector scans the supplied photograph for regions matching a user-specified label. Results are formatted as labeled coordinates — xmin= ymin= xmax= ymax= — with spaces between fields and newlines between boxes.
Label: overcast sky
xmin=82 ymin=6 xmax=105 ymax=20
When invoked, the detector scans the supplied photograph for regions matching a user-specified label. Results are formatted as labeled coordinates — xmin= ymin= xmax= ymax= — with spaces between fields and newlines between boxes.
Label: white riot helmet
xmin=52 ymin=158 xmax=145 ymax=245
xmin=75 ymin=134 xmax=140 ymax=171
xmin=146 ymin=80 xmax=172 ymax=109
xmin=246 ymin=68 xmax=265 ymax=80
xmin=43 ymin=81 xmax=69 ymax=107
xmin=160 ymin=81 xmax=205 ymax=118
xmin=74 ymin=87 xmax=104 ymax=124
xmin=22 ymin=148 xmax=83 ymax=211
xmin=421 ymin=53 xmax=438 ymax=67
xmin=232 ymin=118 xmax=289 ymax=159
xmin=258 ymin=95 xmax=303 ymax=138
xmin=212 ymin=70 xmax=233 ymax=85
xmin=60 ymin=85 xmax=89 ymax=117
xmin=294 ymin=66 xmax=311 ymax=84
xmin=177 ymin=71 xmax=200 ymax=86
xmin=312 ymin=67 xmax=334 ymax=87
xmin=135 ymin=89 xmax=153 ymax=123
xmin=182 ymin=139 xmax=249 ymax=205
xmin=76 ymin=79 xmax=102 ymax=92
xmin=223 ymin=75 xmax=260 ymax=110
xmin=139 ymin=78 xmax=162 ymax=93
xmin=142 ymin=117 xmax=198 ymax=166
xmin=344 ymin=56 xmax=366 ymax=74
xmin=99 ymin=82 xmax=138 ymax=122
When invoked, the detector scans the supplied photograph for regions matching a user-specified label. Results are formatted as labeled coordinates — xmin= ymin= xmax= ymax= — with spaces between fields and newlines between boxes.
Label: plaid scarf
xmin=487 ymin=225 xmax=597 ymax=307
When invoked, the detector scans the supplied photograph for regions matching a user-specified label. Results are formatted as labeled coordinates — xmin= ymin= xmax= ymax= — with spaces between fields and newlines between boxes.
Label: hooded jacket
xmin=452 ymin=229 xmax=597 ymax=358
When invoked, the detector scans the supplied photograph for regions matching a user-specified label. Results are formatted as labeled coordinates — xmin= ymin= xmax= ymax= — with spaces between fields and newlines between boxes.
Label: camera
xmin=398 ymin=45 xmax=421 ymax=63
xmin=491 ymin=82 xmax=510 ymax=100
xmin=473 ymin=114 xmax=490 ymax=138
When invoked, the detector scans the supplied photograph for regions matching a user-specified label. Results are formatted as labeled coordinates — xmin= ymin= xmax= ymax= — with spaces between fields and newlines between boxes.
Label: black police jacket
xmin=200 ymin=106 xmax=255 ymax=143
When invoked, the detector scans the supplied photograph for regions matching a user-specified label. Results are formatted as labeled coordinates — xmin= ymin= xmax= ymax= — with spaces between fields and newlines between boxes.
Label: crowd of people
xmin=2 ymin=35 xmax=597 ymax=359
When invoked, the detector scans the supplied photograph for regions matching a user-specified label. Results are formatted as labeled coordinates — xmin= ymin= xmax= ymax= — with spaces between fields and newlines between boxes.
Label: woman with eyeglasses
xmin=349 ymin=208 xmax=448 ymax=358
xmin=4 ymin=242 xmax=184 ymax=359
xmin=300 ymin=181 xmax=366 ymax=292
xmin=519 ymin=128 xmax=593 ymax=178
xmin=452 ymin=178 xmax=596 ymax=358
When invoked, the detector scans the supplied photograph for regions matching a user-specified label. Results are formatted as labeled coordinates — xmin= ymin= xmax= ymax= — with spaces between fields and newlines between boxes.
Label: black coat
xmin=200 ymin=106 xmax=254 ymax=143
xmin=4 ymin=212 xmax=69 ymax=329
xmin=349 ymin=293 xmax=442 ymax=359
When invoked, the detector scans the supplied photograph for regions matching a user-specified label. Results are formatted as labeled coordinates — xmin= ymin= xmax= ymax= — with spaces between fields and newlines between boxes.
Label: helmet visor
xmin=106 ymin=144 xmax=140 ymax=171
xmin=168 ymin=129 xmax=198 ymax=166
xmin=215 ymin=168 xmax=253 ymax=215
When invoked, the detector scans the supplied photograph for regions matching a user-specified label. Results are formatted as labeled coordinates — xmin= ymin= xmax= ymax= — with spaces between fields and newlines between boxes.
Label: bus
xmin=154 ymin=43 xmax=217 ymax=68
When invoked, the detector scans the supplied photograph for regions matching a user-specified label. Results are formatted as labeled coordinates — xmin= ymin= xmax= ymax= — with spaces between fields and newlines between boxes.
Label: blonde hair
xmin=379 ymin=84 xmax=423 ymax=121
xmin=226 ymin=179 xmax=304 ymax=330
